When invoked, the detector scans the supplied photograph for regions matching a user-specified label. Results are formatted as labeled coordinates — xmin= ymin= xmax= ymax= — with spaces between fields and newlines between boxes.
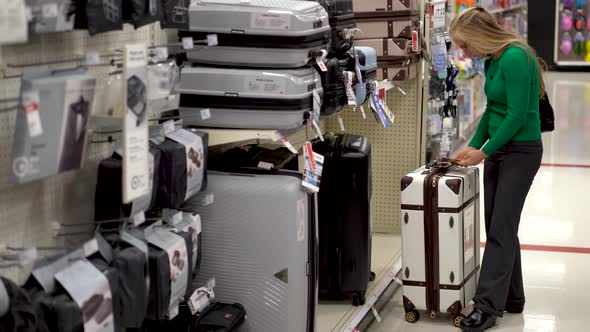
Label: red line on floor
xmin=480 ymin=242 xmax=590 ymax=254
xmin=541 ymin=163 xmax=590 ymax=169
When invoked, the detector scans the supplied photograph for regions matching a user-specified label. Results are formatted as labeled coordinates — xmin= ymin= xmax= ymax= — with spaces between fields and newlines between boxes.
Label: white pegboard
xmin=325 ymin=78 xmax=425 ymax=234
xmin=0 ymin=24 xmax=174 ymax=283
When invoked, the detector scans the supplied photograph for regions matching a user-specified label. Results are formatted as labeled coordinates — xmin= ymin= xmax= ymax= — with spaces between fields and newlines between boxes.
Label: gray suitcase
xmin=182 ymin=171 xmax=318 ymax=332
xmin=180 ymin=0 xmax=331 ymax=68
xmin=179 ymin=67 xmax=323 ymax=129
xmin=178 ymin=66 xmax=323 ymax=130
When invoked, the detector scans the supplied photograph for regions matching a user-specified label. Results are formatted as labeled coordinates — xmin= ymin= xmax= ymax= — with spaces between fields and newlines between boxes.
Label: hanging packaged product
xmin=147 ymin=59 xmax=181 ymax=114
xmin=560 ymin=32 xmax=573 ymax=55
xmin=26 ymin=0 xmax=75 ymax=33
xmin=122 ymin=0 xmax=162 ymax=28
xmin=179 ymin=66 xmax=323 ymax=129
xmin=161 ymin=0 xmax=190 ymax=29
xmin=145 ymin=227 xmax=189 ymax=320
xmin=74 ymin=0 xmax=124 ymax=35
xmin=53 ymin=260 xmax=115 ymax=332
xmin=561 ymin=10 xmax=573 ymax=31
xmin=123 ymin=44 xmax=150 ymax=203
xmin=11 ymin=69 xmax=96 ymax=184
xmin=0 ymin=0 xmax=28 ymax=45
xmin=94 ymin=144 xmax=161 ymax=225
xmin=179 ymin=0 xmax=331 ymax=68
xmin=157 ymin=128 xmax=208 ymax=209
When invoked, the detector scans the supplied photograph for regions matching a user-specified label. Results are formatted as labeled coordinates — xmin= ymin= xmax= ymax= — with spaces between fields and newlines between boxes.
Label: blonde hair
xmin=450 ymin=7 xmax=546 ymax=96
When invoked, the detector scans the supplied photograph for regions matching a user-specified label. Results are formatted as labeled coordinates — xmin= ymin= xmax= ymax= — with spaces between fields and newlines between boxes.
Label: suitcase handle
xmin=425 ymin=158 xmax=455 ymax=171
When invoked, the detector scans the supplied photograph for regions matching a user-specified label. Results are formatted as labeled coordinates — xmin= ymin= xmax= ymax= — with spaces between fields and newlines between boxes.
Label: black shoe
xmin=504 ymin=304 xmax=524 ymax=314
xmin=460 ymin=308 xmax=497 ymax=332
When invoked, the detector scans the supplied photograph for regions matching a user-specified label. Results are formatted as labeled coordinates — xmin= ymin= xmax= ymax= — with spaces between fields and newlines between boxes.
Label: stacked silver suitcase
xmin=178 ymin=0 xmax=330 ymax=130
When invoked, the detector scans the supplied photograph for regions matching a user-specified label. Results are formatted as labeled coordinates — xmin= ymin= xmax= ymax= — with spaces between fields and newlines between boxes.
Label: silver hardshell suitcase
xmin=182 ymin=171 xmax=318 ymax=332
xmin=181 ymin=0 xmax=331 ymax=68
xmin=400 ymin=161 xmax=480 ymax=326
xmin=178 ymin=66 xmax=323 ymax=129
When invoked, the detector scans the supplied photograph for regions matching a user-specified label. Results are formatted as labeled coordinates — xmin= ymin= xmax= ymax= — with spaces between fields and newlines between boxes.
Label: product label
xmin=188 ymin=287 xmax=211 ymax=315
xmin=180 ymin=212 xmax=202 ymax=269
xmin=431 ymin=0 xmax=446 ymax=29
xmin=344 ymin=71 xmax=357 ymax=106
xmin=251 ymin=13 xmax=290 ymax=30
xmin=0 ymin=0 xmax=28 ymax=45
xmin=463 ymin=204 xmax=475 ymax=264
xmin=433 ymin=41 xmax=447 ymax=71
xmin=123 ymin=44 xmax=150 ymax=203
xmin=245 ymin=76 xmax=286 ymax=95
xmin=200 ymin=108 xmax=211 ymax=120
xmin=301 ymin=146 xmax=324 ymax=193
xmin=167 ymin=129 xmax=204 ymax=200
xmin=55 ymin=260 xmax=115 ymax=332
xmin=146 ymin=229 xmax=189 ymax=319
xmin=32 ymin=248 xmax=85 ymax=293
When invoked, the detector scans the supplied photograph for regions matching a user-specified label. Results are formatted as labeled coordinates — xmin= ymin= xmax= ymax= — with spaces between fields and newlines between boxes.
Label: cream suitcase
xmin=376 ymin=56 xmax=419 ymax=81
xmin=400 ymin=160 xmax=480 ymax=327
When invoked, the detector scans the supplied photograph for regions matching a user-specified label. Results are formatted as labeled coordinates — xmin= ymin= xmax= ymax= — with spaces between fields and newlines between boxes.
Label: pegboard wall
xmin=0 ymin=23 xmax=174 ymax=283
xmin=325 ymin=77 xmax=425 ymax=234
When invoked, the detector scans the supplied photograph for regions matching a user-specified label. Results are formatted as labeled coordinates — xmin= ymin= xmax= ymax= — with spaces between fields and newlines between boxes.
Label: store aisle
xmin=368 ymin=72 xmax=590 ymax=332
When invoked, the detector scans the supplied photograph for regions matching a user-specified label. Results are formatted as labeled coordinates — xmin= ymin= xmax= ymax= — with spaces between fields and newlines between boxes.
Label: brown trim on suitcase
xmin=401 ymin=204 xmax=424 ymax=211
xmin=383 ymin=38 xmax=389 ymax=56
xmin=439 ymin=265 xmax=480 ymax=290
xmin=402 ymin=280 xmax=427 ymax=287
xmin=401 ymin=175 xmax=413 ymax=191
xmin=353 ymin=15 xmax=419 ymax=22
xmin=437 ymin=194 xmax=479 ymax=213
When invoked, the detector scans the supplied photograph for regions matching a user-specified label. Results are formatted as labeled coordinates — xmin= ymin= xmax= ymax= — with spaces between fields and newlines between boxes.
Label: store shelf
xmin=487 ymin=3 xmax=526 ymax=15
xmin=450 ymin=111 xmax=485 ymax=158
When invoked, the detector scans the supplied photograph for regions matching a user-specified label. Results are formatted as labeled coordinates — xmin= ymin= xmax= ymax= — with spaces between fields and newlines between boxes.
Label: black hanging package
xmin=160 ymin=0 xmax=189 ymax=29
xmin=123 ymin=0 xmax=163 ymax=28
xmin=75 ymin=0 xmax=124 ymax=35
xmin=94 ymin=143 xmax=161 ymax=225
xmin=112 ymin=247 xmax=149 ymax=329
xmin=193 ymin=302 xmax=246 ymax=332
xmin=157 ymin=129 xmax=208 ymax=209
xmin=27 ymin=288 xmax=83 ymax=332
xmin=0 ymin=277 xmax=37 ymax=332
xmin=145 ymin=245 xmax=171 ymax=321
xmin=89 ymin=257 xmax=122 ymax=332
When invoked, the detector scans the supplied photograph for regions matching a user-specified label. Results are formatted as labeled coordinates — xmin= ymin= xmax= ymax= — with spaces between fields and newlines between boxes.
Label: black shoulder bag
xmin=539 ymin=92 xmax=555 ymax=132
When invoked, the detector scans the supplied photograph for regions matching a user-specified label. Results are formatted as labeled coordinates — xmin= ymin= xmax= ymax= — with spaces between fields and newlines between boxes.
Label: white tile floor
xmin=367 ymin=72 xmax=590 ymax=332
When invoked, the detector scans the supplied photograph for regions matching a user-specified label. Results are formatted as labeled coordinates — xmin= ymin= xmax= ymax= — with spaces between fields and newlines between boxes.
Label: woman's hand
xmin=451 ymin=147 xmax=476 ymax=163
xmin=457 ymin=150 xmax=488 ymax=166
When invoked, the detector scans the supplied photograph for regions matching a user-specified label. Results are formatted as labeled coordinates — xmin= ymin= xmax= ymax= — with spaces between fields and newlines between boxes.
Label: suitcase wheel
xmin=454 ymin=314 xmax=466 ymax=328
xmin=405 ymin=310 xmax=420 ymax=323
xmin=430 ymin=311 xmax=437 ymax=319
xmin=369 ymin=271 xmax=376 ymax=282
xmin=352 ymin=293 xmax=366 ymax=306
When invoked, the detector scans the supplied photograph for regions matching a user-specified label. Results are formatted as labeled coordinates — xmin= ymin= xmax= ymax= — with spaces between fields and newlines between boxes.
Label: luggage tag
xmin=359 ymin=105 xmax=367 ymax=119
xmin=311 ymin=90 xmax=324 ymax=141
xmin=315 ymin=50 xmax=328 ymax=72
xmin=187 ymin=278 xmax=215 ymax=315
xmin=344 ymin=71 xmax=357 ymax=106
xmin=301 ymin=142 xmax=324 ymax=193
xmin=273 ymin=132 xmax=298 ymax=154
xmin=337 ymin=113 xmax=346 ymax=131
xmin=370 ymin=92 xmax=390 ymax=128
xmin=22 ymin=89 xmax=43 ymax=137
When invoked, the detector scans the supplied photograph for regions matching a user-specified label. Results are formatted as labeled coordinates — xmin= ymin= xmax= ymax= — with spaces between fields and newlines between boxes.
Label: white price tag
xmin=337 ymin=113 xmax=346 ymax=132
xmin=207 ymin=278 xmax=216 ymax=290
xmin=161 ymin=120 xmax=176 ymax=135
xmin=83 ymin=239 xmax=99 ymax=257
xmin=153 ymin=47 xmax=168 ymax=61
xmin=182 ymin=37 xmax=194 ymax=50
xmin=344 ymin=71 xmax=357 ymax=106
xmin=133 ymin=212 xmax=146 ymax=226
xmin=312 ymin=120 xmax=324 ymax=142
xmin=315 ymin=57 xmax=327 ymax=72
xmin=200 ymin=108 xmax=211 ymax=120
xmin=22 ymin=90 xmax=43 ymax=137
xmin=257 ymin=161 xmax=273 ymax=170
xmin=85 ymin=51 xmax=101 ymax=66
xmin=371 ymin=305 xmax=382 ymax=323
xmin=41 ymin=3 xmax=58 ymax=18
xmin=206 ymin=34 xmax=218 ymax=46
xmin=360 ymin=105 xmax=367 ymax=119
xmin=188 ymin=287 xmax=211 ymax=315
xmin=431 ymin=1 xmax=446 ymax=29
xmin=281 ymin=137 xmax=298 ymax=154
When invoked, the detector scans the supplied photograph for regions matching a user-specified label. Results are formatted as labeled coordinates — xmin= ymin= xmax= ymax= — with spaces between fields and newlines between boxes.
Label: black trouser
xmin=474 ymin=141 xmax=543 ymax=317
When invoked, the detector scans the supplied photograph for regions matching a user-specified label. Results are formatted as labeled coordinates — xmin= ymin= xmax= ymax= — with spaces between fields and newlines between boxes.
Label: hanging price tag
xmin=161 ymin=120 xmax=176 ymax=135
xmin=360 ymin=105 xmax=367 ymax=119
xmin=304 ymin=141 xmax=316 ymax=171
xmin=315 ymin=57 xmax=327 ymax=72
xmin=200 ymin=108 xmax=211 ymax=120
xmin=371 ymin=305 xmax=382 ymax=323
xmin=22 ymin=90 xmax=43 ymax=137
xmin=312 ymin=120 xmax=324 ymax=141
xmin=431 ymin=0 xmax=446 ymax=29
xmin=275 ymin=134 xmax=298 ymax=154
xmin=302 ymin=145 xmax=324 ymax=193
xmin=412 ymin=30 xmax=420 ymax=53
xmin=206 ymin=34 xmax=218 ymax=46
xmin=337 ymin=113 xmax=346 ymax=131
xmin=344 ymin=71 xmax=357 ymax=106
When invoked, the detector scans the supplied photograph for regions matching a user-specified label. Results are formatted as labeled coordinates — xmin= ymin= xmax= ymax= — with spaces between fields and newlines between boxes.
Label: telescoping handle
xmin=425 ymin=158 xmax=456 ymax=171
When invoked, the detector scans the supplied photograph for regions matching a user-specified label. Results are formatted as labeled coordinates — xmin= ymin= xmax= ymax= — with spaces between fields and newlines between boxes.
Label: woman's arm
xmin=468 ymin=110 xmax=490 ymax=150
xmin=480 ymin=50 xmax=532 ymax=156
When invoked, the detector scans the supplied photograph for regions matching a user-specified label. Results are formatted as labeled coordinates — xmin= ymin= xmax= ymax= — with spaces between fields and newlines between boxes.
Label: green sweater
xmin=468 ymin=46 xmax=542 ymax=156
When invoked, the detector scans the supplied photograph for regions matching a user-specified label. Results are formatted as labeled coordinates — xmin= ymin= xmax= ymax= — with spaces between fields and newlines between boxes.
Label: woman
xmin=450 ymin=7 xmax=544 ymax=332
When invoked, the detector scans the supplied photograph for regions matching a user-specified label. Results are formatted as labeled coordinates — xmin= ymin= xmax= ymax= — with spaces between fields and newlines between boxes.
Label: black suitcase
xmin=313 ymin=133 xmax=373 ymax=306
xmin=308 ymin=0 xmax=355 ymax=54
xmin=317 ymin=57 xmax=348 ymax=116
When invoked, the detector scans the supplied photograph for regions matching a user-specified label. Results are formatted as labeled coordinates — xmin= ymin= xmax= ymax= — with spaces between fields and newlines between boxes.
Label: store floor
xmin=367 ymin=72 xmax=590 ymax=332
